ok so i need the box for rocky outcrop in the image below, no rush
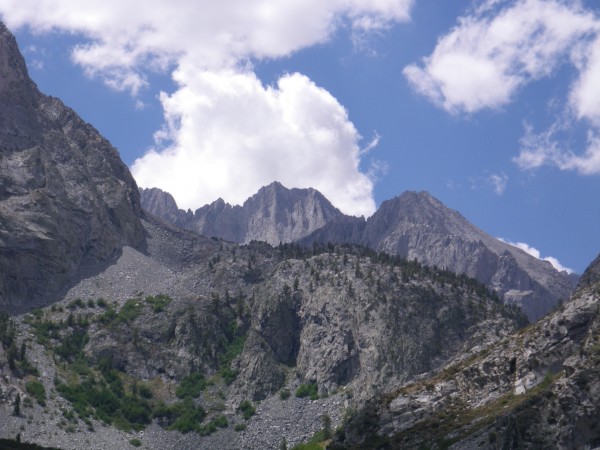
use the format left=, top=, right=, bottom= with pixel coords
left=0, top=23, right=145, bottom=312
left=139, top=181, right=343, bottom=245
left=303, top=191, right=576, bottom=321
left=331, top=252, right=600, bottom=449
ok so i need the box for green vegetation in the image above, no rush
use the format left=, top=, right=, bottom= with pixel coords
left=67, top=299, right=85, bottom=310
left=96, top=298, right=109, bottom=308
left=145, top=294, right=172, bottom=313
left=295, top=383, right=319, bottom=400
left=175, top=373, right=207, bottom=399
left=25, top=380, right=46, bottom=406
left=153, top=398, right=206, bottom=433
left=54, top=329, right=89, bottom=362
left=129, top=438, right=142, bottom=447
left=234, top=423, right=247, bottom=432
left=197, top=415, right=228, bottom=435
left=290, top=443, right=323, bottom=450
left=280, top=388, right=291, bottom=400
left=116, top=299, right=144, bottom=324
left=218, top=322, right=246, bottom=385
left=238, top=400, right=256, bottom=420
left=56, top=359, right=153, bottom=431
left=1, top=313, right=38, bottom=376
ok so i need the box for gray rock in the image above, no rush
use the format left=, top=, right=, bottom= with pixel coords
left=139, top=181, right=343, bottom=245
left=332, top=252, right=600, bottom=449
left=0, top=23, right=145, bottom=313
left=303, top=191, right=576, bottom=321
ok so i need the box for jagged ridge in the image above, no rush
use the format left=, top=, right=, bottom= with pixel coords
left=140, top=181, right=343, bottom=245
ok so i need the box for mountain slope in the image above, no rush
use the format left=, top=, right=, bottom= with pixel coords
left=0, top=218, right=527, bottom=449
left=140, top=181, right=343, bottom=245
left=331, top=252, right=600, bottom=449
left=303, top=191, right=575, bottom=321
left=0, top=23, right=145, bottom=312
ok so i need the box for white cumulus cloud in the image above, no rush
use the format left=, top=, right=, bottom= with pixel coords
left=404, top=0, right=598, bottom=113
left=132, top=70, right=376, bottom=216
left=498, top=238, right=573, bottom=273
left=0, top=0, right=414, bottom=216
left=404, top=0, right=600, bottom=177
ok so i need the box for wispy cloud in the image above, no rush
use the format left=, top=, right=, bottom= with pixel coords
left=0, top=0, right=414, bottom=216
left=488, top=172, right=509, bottom=195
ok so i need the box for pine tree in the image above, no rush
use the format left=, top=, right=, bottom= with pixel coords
left=13, top=393, right=20, bottom=416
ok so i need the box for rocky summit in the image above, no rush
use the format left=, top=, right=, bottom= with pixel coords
left=0, top=23, right=145, bottom=313
left=0, top=21, right=598, bottom=450
left=140, top=181, right=342, bottom=246
left=301, top=191, right=576, bottom=322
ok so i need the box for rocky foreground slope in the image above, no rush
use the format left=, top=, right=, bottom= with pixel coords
left=0, top=213, right=527, bottom=449
left=0, top=23, right=145, bottom=313
left=332, top=252, right=600, bottom=449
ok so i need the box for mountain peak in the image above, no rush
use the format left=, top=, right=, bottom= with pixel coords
left=0, top=22, right=37, bottom=98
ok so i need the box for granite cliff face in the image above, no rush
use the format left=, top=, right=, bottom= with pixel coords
left=332, top=252, right=600, bottom=449
left=303, top=192, right=575, bottom=321
left=0, top=23, right=145, bottom=312
left=140, top=182, right=343, bottom=245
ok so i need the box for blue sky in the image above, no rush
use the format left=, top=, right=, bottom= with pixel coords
left=2, top=0, right=600, bottom=273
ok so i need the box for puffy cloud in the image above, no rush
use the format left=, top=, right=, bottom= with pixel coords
left=404, top=0, right=598, bottom=113
left=405, top=0, right=600, bottom=178
left=498, top=238, right=573, bottom=273
left=570, top=37, right=600, bottom=126
left=132, top=71, right=376, bottom=216
left=0, top=0, right=413, bottom=88
left=0, top=0, right=413, bottom=216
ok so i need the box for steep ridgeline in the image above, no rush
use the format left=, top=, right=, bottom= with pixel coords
left=140, top=182, right=343, bottom=245
left=302, top=191, right=576, bottom=321
left=0, top=23, right=145, bottom=312
left=0, top=216, right=527, bottom=449
left=332, top=252, right=600, bottom=449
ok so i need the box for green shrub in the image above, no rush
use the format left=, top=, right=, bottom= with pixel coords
left=138, top=384, right=153, bottom=399
left=295, top=383, right=318, bottom=400
left=117, top=299, right=143, bottom=324
left=218, top=333, right=246, bottom=385
left=280, top=389, right=291, bottom=400
left=175, top=373, right=206, bottom=399
left=238, top=400, right=256, bottom=420
left=291, top=444, right=322, bottom=450
left=167, top=399, right=206, bottom=433
left=145, top=294, right=172, bottom=313
left=234, top=423, right=247, bottom=432
left=67, top=299, right=85, bottom=310
left=129, top=438, right=142, bottom=447
left=96, top=298, right=108, bottom=308
left=54, top=329, right=89, bottom=362
left=25, top=380, right=46, bottom=406
left=212, top=415, right=228, bottom=428
left=98, top=308, right=117, bottom=325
